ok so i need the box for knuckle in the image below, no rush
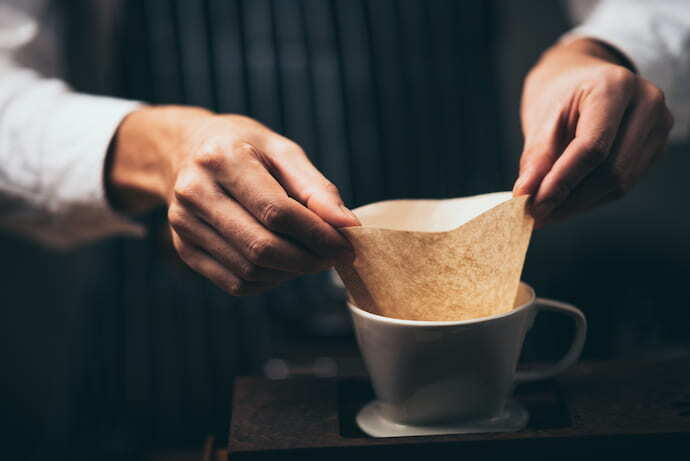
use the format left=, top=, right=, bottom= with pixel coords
left=228, top=279, right=247, bottom=296
left=235, top=141, right=259, bottom=158
left=173, top=174, right=203, bottom=205
left=645, top=84, right=666, bottom=108
left=322, top=180, right=340, bottom=196
left=274, top=138, right=304, bottom=156
left=603, top=66, right=636, bottom=93
left=259, top=200, right=289, bottom=229
left=650, top=91, right=667, bottom=111
left=238, top=262, right=263, bottom=282
left=194, top=144, right=226, bottom=170
left=226, top=114, right=253, bottom=125
left=167, top=206, right=184, bottom=228
left=638, top=81, right=670, bottom=123
left=247, top=237, right=274, bottom=265
left=264, top=136, right=309, bottom=161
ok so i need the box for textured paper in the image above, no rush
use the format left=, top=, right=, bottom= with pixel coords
left=336, top=192, right=533, bottom=321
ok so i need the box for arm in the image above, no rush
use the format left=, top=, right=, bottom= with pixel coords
left=1, top=4, right=358, bottom=295
left=0, top=3, right=144, bottom=247
left=514, top=0, right=690, bottom=226
left=566, top=0, right=690, bottom=142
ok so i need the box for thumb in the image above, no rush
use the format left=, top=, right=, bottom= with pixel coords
left=513, top=112, right=566, bottom=198
left=513, top=144, right=558, bottom=197
left=306, top=187, right=361, bottom=229
left=267, top=141, right=360, bottom=228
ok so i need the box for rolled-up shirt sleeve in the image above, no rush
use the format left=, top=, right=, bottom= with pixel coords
left=565, top=0, right=690, bottom=142
left=0, top=4, right=145, bottom=249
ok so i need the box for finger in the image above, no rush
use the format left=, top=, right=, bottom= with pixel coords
left=628, top=109, right=672, bottom=181
left=514, top=111, right=565, bottom=197
left=173, top=170, right=330, bottom=273
left=171, top=229, right=275, bottom=296
left=630, top=84, right=674, bottom=174
left=210, top=143, right=354, bottom=260
left=541, top=105, right=666, bottom=227
left=531, top=75, right=635, bottom=221
left=537, top=166, right=615, bottom=228
left=168, top=204, right=295, bottom=283
left=539, top=191, right=613, bottom=227
left=256, top=138, right=360, bottom=228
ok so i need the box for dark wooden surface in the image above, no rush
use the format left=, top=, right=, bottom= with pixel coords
left=228, top=354, right=690, bottom=459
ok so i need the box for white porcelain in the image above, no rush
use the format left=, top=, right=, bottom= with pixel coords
left=356, top=398, right=529, bottom=438
left=348, top=282, right=587, bottom=437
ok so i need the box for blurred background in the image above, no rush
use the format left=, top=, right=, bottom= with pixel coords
left=1, top=0, right=688, bottom=458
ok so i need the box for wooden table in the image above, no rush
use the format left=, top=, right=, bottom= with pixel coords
left=227, top=354, right=690, bottom=459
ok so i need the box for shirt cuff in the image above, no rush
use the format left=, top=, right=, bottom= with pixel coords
left=562, top=5, right=690, bottom=141
left=50, top=94, right=147, bottom=248
left=4, top=93, right=147, bottom=249
left=561, top=25, right=675, bottom=97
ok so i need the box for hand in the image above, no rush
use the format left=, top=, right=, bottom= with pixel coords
left=514, top=38, right=673, bottom=227
left=107, top=106, right=360, bottom=295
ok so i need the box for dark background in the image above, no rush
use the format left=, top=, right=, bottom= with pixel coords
left=1, top=0, right=689, bottom=457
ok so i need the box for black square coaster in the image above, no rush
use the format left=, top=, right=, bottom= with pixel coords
left=337, top=378, right=571, bottom=438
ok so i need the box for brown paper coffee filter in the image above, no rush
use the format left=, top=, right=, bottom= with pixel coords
left=335, top=192, right=533, bottom=321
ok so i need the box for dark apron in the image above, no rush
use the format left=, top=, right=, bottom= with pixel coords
left=63, top=0, right=507, bottom=448
left=123, top=0, right=504, bottom=202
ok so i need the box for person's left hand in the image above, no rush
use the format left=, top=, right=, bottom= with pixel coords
left=514, top=38, right=674, bottom=227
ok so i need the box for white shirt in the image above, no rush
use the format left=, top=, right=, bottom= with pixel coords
left=0, top=1, right=143, bottom=249
left=566, top=0, right=690, bottom=140
left=1, top=0, right=689, bottom=249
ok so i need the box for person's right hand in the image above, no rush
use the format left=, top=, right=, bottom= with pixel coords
left=107, top=106, right=360, bottom=295
left=514, top=38, right=673, bottom=227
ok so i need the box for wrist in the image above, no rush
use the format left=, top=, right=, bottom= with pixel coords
left=106, top=105, right=212, bottom=214
left=550, top=37, right=636, bottom=72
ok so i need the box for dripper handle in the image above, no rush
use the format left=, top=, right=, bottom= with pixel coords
left=515, top=297, right=587, bottom=383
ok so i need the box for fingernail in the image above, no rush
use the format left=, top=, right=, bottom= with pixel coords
left=513, top=176, right=524, bottom=194
left=339, top=204, right=359, bottom=224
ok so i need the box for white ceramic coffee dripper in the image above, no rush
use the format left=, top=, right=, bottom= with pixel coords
left=348, top=282, right=586, bottom=437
